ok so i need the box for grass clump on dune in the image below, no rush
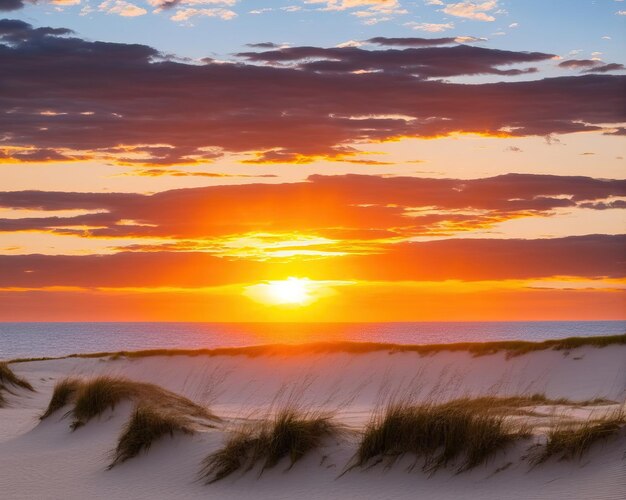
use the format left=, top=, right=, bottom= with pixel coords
left=201, top=408, right=338, bottom=483
left=0, top=362, right=34, bottom=407
left=355, top=399, right=528, bottom=474
left=40, top=376, right=217, bottom=430
left=41, top=375, right=219, bottom=467
left=40, top=378, right=84, bottom=420
left=533, top=411, right=625, bottom=464
left=0, top=362, right=34, bottom=391
left=108, top=405, right=195, bottom=468
left=71, top=376, right=139, bottom=429
left=436, top=394, right=614, bottom=416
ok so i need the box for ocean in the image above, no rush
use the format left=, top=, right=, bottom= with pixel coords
left=0, top=321, right=624, bottom=360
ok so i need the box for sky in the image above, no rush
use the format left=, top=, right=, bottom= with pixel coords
left=0, top=0, right=624, bottom=321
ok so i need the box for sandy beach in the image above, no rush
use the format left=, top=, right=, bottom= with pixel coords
left=1, top=338, right=624, bottom=500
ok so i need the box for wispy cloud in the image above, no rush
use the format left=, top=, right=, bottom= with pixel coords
left=405, top=21, right=454, bottom=32
left=442, top=1, right=499, bottom=22
left=99, top=0, right=147, bottom=17
left=169, top=7, right=236, bottom=21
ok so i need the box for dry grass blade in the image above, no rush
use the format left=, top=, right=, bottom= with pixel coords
left=201, top=430, right=260, bottom=484
left=533, top=411, right=625, bottom=464
left=108, top=405, right=195, bottom=468
left=71, top=376, right=139, bottom=429
left=355, top=399, right=528, bottom=474
left=38, top=375, right=217, bottom=430
left=0, top=362, right=34, bottom=407
left=40, top=378, right=82, bottom=419
left=201, top=408, right=338, bottom=483
left=262, top=409, right=336, bottom=471
left=0, top=362, right=34, bottom=391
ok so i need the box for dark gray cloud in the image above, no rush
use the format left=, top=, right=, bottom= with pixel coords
left=1, top=20, right=624, bottom=164
left=236, top=44, right=552, bottom=78
left=582, top=63, right=625, bottom=73
left=246, top=41, right=281, bottom=48
left=366, top=36, right=458, bottom=47
left=0, top=0, right=25, bottom=12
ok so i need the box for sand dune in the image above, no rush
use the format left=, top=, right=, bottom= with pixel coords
left=1, top=342, right=625, bottom=499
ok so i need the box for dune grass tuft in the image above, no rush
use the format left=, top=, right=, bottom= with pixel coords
left=109, top=405, right=195, bottom=468
left=355, top=399, right=528, bottom=474
left=70, top=376, right=139, bottom=429
left=40, top=378, right=83, bottom=419
left=40, top=375, right=217, bottom=431
left=533, top=411, right=625, bottom=464
left=201, top=408, right=338, bottom=483
left=0, top=362, right=34, bottom=407
left=40, top=375, right=219, bottom=466
left=0, top=362, right=34, bottom=391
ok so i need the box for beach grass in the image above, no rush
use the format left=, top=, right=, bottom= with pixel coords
left=11, top=333, right=625, bottom=364
left=40, top=376, right=217, bottom=430
left=0, top=362, right=34, bottom=391
left=201, top=407, right=338, bottom=483
left=354, top=398, right=530, bottom=473
left=109, top=405, right=195, bottom=468
left=70, top=377, right=139, bottom=429
left=533, top=410, right=626, bottom=464
left=40, top=378, right=82, bottom=419
left=0, top=362, right=34, bottom=407
left=436, top=394, right=614, bottom=415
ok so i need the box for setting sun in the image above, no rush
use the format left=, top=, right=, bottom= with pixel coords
left=243, top=277, right=353, bottom=308
left=244, top=277, right=315, bottom=306
left=265, top=277, right=311, bottom=305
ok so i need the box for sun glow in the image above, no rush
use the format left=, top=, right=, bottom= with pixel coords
left=244, top=277, right=353, bottom=308
left=264, top=277, right=312, bottom=305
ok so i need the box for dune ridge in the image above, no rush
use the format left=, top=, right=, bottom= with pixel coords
left=0, top=339, right=624, bottom=499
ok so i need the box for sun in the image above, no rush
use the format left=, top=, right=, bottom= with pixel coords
left=265, top=277, right=312, bottom=305
left=244, top=277, right=353, bottom=308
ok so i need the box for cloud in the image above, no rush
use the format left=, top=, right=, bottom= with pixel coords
left=405, top=22, right=454, bottom=32
left=367, top=36, right=457, bottom=46
left=582, top=63, right=625, bottom=74
left=0, top=0, right=25, bottom=11
left=0, top=235, right=623, bottom=289
left=246, top=41, right=281, bottom=48
left=306, top=0, right=407, bottom=24
left=442, top=1, right=499, bottom=22
left=1, top=20, right=624, bottom=165
left=123, top=168, right=278, bottom=178
left=0, top=173, right=624, bottom=242
left=5, top=0, right=239, bottom=21
left=169, top=7, right=236, bottom=21
left=336, top=40, right=364, bottom=48
left=147, top=0, right=237, bottom=9
left=559, top=59, right=625, bottom=74
left=558, top=59, right=600, bottom=69
left=236, top=44, right=552, bottom=77
left=99, top=0, right=147, bottom=17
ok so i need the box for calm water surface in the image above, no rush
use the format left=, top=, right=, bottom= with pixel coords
left=1, top=321, right=625, bottom=360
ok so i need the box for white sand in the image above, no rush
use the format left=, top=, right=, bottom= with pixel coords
left=1, top=344, right=625, bottom=499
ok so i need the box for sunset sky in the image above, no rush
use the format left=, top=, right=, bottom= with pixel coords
left=0, top=0, right=624, bottom=321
